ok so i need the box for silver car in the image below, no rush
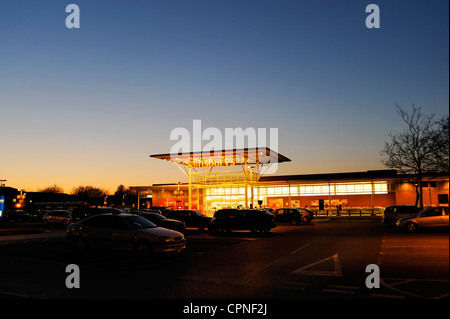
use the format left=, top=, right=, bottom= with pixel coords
left=66, top=213, right=186, bottom=256
left=382, top=205, right=420, bottom=227
left=396, top=206, right=449, bottom=233
left=43, top=210, right=72, bottom=226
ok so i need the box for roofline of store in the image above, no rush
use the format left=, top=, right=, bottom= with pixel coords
left=129, top=169, right=449, bottom=190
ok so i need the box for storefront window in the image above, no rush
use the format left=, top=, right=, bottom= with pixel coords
left=202, top=181, right=389, bottom=213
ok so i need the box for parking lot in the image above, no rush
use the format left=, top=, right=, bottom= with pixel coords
left=378, top=230, right=449, bottom=299
left=0, top=217, right=448, bottom=300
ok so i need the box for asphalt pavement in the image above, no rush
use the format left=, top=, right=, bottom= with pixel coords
left=0, top=217, right=448, bottom=302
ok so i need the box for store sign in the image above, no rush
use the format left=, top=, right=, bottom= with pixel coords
left=0, top=195, right=5, bottom=219
left=185, top=158, right=236, bottom=168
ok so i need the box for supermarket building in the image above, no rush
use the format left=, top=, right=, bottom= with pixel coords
left=130, top=148, right=449, bottom=216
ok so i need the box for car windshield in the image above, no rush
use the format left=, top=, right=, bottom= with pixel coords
left=149, top=214, right=165, bottom=220
left=124, top=215, right=157, bottom=229
left=192, top=211, right=206, bottom=217
left=419, top=207, right=442, bottom=217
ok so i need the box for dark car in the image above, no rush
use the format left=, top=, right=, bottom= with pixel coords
left=152, top=207, right=173, bottom=216
left=71, top=207, right=125, bottom=221
left=382, top=205, right=421, bottom=227
left=6, top=210, right=30, bottom=222
left=165, top=210, right=213, bottom=231
left=134, top=211, right=186, bottom=233
left=211, top=209, right=277, bottom=233
left=29, top=210, right=48, bottom=222
left=272, top=208, right=314, bottom=224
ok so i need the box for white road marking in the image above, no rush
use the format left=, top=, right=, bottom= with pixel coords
left=291, top=254, right=343, bottom=277
left=290, top=244, right=309, bottom=255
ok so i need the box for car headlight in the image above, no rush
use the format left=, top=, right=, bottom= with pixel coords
left=159, top=236, right=174, bottom=242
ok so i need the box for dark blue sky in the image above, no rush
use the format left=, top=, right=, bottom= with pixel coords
left=0, top=0, right=448, bottom=192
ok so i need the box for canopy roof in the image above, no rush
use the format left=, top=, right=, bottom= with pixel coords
left=150, top=147, right=291, bottom=168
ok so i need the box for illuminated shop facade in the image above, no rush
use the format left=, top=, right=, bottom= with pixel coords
left=130, top=148, right=449, bottom=216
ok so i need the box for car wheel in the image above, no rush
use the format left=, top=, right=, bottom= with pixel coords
left=134, top=240, right=152, bottom=257
left=405, top=222, right=418, bottom=233
left=198, top=224, right=206, bottom=231
left=302, top=216, right=310, bottom=223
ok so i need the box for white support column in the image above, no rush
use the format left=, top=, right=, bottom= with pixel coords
left=188, top=167, right=192, bottom=209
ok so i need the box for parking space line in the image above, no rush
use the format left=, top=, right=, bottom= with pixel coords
left=291, top=254, right=343, bottom=277
left=0, top=289, right=31, bottom=299
left=290, top=244, right=309, bottom=255
left=388, top=279, right=414, bottom=287
left=259, top=244, right=308, bottom=271
left=380, top=278, right=449, bottom=299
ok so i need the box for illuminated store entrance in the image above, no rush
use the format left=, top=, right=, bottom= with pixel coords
left=133, top=153, right=449, bottom=215
left=150, top=148, right=291, bottom=214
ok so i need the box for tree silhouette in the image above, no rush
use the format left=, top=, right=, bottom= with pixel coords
left=72, top=185, right=108, bottom=206
left=381, top=105, right=448, bottom=208
left=38, top=184, right=64, bottom=193
left=430, top=115, right=449, bottom=174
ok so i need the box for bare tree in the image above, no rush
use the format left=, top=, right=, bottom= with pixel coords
left=380, top=105, right=437, bottom=208
left=72, top=185, right=108, bottom=206
left=38, top=184, right=64, bottom=193
left=430, top=115, right=449, bottom=174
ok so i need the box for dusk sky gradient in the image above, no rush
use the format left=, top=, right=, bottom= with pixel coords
left=0, top=0, right=448, bottom=193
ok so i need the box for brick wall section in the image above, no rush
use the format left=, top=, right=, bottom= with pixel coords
left=395, top=181, right=450, bottom=206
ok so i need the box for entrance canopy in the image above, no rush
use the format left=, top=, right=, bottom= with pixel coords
left=150, top=147, right=291, bottom=210
left=150, top=147, right=291, bottom=168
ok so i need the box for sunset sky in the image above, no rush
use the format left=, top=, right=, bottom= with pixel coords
left=0, top=0, right=448, bottom=194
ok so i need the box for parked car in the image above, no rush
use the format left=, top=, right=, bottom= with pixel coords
left=165, top=210, right=213, bottom=231
left=396, top=206, right=449, bottom=233
left=71, top=207, right=125, bottom=221
left=66, top=213, right=186, bottom=256
left=272, top=208, right=314, bottom=224
left=382, top=205, right=421, bottom=227
left=29, top=210, right=48, bottom=222
left=42, top=210, right=72, bottom=226
left=6, top=210, right=30, bottom=222
left=211, top=209, right=277, bottom=233
left=152, top=207, right=173, bottom=215
left=133, top=210, right=186, bottom=233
